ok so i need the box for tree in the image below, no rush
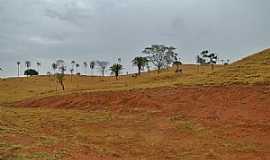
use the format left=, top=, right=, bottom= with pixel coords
left=197, top=50, right=218, bottom=71
left=17, top=61, right=20, bottom=77
left=196, top=55, right=205, bottom=72
left=24, top=69, right=38, bottom=76
left=173, top=57, right=182, bottom=73
left=70, top=68, right=74, bottom=75
left=96, top=61, right=109, bottom=76
left=75, top=63, right=80, bottom=74
left=132, top=57, right=148, bottom=75
left=36, top=62, right=41, bottom=73
left=71, top=60, right=76, bottom=74
left=89, top=61, right=95, bottom=75
left=25, top=61, right=31, bottom=77
left=56, top=59, right=66, bottom=74
left=25, top=61, right=31, bottom=70
left=110, top=63, right=123, bottom=80
left=55, top=73, right=65, bottom=90
left=52, top=63, right=57, bottom=74
left=83, top=62, right=88, bottom=75
left=143, top=45, right=178, bottom=73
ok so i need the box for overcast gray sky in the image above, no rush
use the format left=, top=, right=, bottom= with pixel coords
left=0, top=0, right=269, bottom=77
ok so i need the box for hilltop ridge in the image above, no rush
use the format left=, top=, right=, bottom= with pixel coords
left=1, top=48, right=270, bottom=103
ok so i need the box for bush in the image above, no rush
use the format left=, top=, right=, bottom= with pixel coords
left=24, top=69, right=39, bottom=76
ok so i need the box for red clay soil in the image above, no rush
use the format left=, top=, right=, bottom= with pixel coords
left=16, top=85, right=270, bottom=123
left=14, top=85, right=270, bottom=159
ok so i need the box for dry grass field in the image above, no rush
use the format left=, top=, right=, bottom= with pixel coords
left=1, top=49, right=270, bottom=159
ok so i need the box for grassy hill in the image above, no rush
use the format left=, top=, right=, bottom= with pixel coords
left=0, top=48, right=270, bottom=103
left=204, top=48, right=270, bottom=85
left=1, top=48, right=270, bottom=160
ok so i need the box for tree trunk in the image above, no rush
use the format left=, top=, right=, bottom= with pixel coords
left=157, top=66, right=161, bottom=73
left=115, top=72, right=119, bottom=80
left=17, top=65, right=20, bottom=77
left=60, top=81, right=65, bottom=90
left=138, top=66, right=141, bottom=75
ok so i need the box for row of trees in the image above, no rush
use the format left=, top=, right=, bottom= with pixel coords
left=10, top=45, right=228, bottom=78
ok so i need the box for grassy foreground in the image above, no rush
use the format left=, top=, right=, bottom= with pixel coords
left=1, top=106, right=266, bottom=160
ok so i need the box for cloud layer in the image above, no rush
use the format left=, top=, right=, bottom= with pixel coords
left=0, top=0, right=269, bottom=77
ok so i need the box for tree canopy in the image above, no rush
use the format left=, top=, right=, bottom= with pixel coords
left=132, top=57, right=148, bottom=75
left=110, top=63, right=123, bottom=79
left=24, top=69, right=38, bottom=76
left=143, top=45, right=178, bottom=72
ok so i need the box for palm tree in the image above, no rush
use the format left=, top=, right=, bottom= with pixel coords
left=25, top=61, right=31, bottom=77
left=132, top=57, right=148, bottom=75
left=69, top=68, right=74, bottom=81
left=52, top=63, right=57, bottom=74
left=17, top=61, right=21, bottom=77
left=36, top=62, right=41, bottom=73
left=71, top=60, right=75, bottom=74
left=89, top=61, right=95, bottom=75
left=110, top=63, right=123, bottom=80
left=83, top=62, right=88, bottom=75
left=25, top=61, right=31, bottom=70
left=76, top=63, right=80, bottom=74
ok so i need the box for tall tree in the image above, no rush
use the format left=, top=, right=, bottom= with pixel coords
left=56, top=73, right=65, bottom=90
left=143, top=45, right=178, bottom=73
left=36, top=62, right=41, bottom=73
left=89, top=61, right=95, bottom=75
left=71, top=60, right=75, bottom=74
left=75, top=63, right=80, bottom=74
left=52, top=63, right=57, bottom=74
left=110, top=63, right=123, bottom=80
left=96, top=61, right=109, bottom=76
left=25, top=61, right=31, bottom=70
left=25, top=61, right=31, bottom=77
left=132, top=57, right=148, bottom=75
left=17, top=61, right=21, bottom=77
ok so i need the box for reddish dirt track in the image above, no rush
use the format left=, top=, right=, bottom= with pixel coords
left=14, top=85, right=270, bottom=159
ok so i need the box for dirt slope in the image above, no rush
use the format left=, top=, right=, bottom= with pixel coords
left=15, top=85, right=270, bottom=123
left=12, top=85, right=270, bottom=159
